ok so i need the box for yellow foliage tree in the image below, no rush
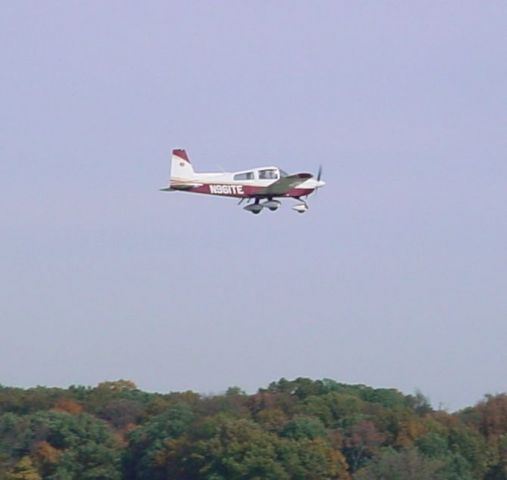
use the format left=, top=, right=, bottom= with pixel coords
left=53, top=398, right=83, bottom=415
left=97, top=380, right=138, bottom=392
left=33, top=441, right=59, bottom=475
left=5, top=456, right=41, bottom=480
left=395, top=418, right=427, bottom=448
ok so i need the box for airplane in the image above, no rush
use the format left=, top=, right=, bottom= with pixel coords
left=160, top=149, right=325, bottom=214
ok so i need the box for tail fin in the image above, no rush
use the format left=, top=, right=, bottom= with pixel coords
left=161, top=149, right=196, bottom=191
left=171, top=149, right=195, bottom=182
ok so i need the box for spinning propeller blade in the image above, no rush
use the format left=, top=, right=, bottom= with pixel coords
left=317, top=165, right=323, bottom=182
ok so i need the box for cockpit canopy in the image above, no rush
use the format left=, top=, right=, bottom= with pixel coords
left=233, top=171, right=255, bottom=180
left=233, top=167, right=288, bottom=181
left=258, top=168, right=278, bottom=179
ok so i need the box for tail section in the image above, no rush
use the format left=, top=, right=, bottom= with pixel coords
left=171, top=149, right=195, bottom=182
left=160, top=149, right=197, bottom=191
left=160, top=149, right=195, bottom=192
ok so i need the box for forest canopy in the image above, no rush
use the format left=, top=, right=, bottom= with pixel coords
left=0, top=378, right=506, bottom=479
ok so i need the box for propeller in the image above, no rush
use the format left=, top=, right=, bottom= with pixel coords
left=312, top=165, right=324, bottom=198
left=317, top=165, right=323, bottom=182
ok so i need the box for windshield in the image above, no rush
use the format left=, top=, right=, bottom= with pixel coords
left=259, top=169, right=278, bottom=180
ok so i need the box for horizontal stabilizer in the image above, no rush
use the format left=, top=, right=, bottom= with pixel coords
left=160, top=183, right=202, bottom=192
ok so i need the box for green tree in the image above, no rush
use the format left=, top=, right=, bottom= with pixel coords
left=280, top=438, right=350, bottom=480
left=485, top=434, right=507, bottom=479
left=281, top=416, right=327, bottom=441
left=407, top=390, right=433, bottom=415
left=416, top=432, right=449, bottom=458
left=415, top=432, right=475, bottom=480
left=0, top=414, right=30, bottom=459
left=448, top=426, right=488, bottom=478
left=296, top=396, right=334, bottom=427
left=354, top=448, right=445, bottom=480
left=254, top=407, right=288, bottom=433
left=157, top=417, right=350, bottom=480
left=123, top=403, right=194, bottom=480
left=319, top=393, right=365, bottom=430
left=19, top=412, right=122, bottom=480
left=181, top=418, right=289, bottom=480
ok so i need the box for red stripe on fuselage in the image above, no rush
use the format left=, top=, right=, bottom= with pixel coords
left=186, top=184, right=315, bottom=198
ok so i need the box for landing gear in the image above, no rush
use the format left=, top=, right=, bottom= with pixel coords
left=243, top=199, right=263, bottom=214
left=242, top=197, right=309, bottom=214
left=243, top=198, right=281, bottom=214
left=292, top=203, right=308, bottom=213
left=262, top=199, right=281, bottom=211
left=292, top=197, right=309, bottom=213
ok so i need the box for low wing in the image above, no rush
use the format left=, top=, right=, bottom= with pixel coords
left=262, top=173, right=313, bottom=195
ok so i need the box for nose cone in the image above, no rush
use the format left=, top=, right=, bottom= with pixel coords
left=317, top=180, right=326, bottom=188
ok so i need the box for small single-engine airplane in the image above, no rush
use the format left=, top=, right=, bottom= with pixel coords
left=160, top=149, right=325, bottom=213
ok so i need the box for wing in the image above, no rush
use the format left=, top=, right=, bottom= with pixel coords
left=262, top=173, right=313, bottom=195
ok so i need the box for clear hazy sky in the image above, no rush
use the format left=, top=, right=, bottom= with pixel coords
left=1, top=1, right=506, bottom=410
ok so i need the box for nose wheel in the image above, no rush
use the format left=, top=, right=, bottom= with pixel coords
left=292, top=198, right=309, bottom=213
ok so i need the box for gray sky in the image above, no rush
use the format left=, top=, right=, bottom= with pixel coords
left=1, top=1, right=506, bottom=411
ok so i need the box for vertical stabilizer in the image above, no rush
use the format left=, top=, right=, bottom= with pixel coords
left=171, top=149, right=195, bottom=183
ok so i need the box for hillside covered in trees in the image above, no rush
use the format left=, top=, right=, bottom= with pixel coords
left=1, top=378, right=506, bottom=479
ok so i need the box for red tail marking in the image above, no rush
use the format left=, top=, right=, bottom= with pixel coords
left=172, top=149, right=190, bottom=163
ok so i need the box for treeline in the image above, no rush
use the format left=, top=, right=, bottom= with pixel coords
left=0, top=378, right=506, bottom=479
